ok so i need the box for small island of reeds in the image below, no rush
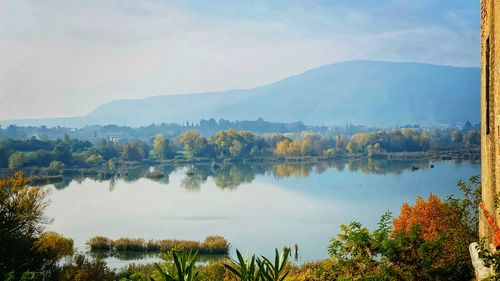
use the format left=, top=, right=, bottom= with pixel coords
left=86, top=235, right=230, bottom=255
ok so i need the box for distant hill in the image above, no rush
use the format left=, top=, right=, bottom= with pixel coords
left=2, top=60, right=480, bottom=127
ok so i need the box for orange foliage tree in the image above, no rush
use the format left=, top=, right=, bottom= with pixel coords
left=392, top=194, right=475, bottom=271
left=392, top=195, right=459, bottom=240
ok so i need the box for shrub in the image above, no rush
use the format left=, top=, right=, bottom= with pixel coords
left=392, top=195, right=475, bottom=278
left=325, top=189, right=477, bottom=281
left=114, top=238, right=146, bottom=251
left=201, top=236, right=230, bottom=254
left=197, top=261, right=229, bottom=281
left=35, top=231, right=74, bottom=260
left=87, top=236, right=113, bottom=251
left=58, top=254, right=115, bottom=281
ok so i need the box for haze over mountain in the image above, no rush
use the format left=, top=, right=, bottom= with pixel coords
left=2, top=60, right=479, bottom=128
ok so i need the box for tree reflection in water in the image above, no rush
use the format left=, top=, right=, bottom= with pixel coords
left=53, top=159, right=479, bottom=191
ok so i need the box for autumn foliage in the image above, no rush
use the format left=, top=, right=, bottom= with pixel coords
left=479, top=202, right=500, bottom=247
left=392, top=195, right=460, bottom=240
left=392, top=194, right=475, bottom=276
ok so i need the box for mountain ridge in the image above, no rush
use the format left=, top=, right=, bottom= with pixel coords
left=1, top=60, right=480, bottom=128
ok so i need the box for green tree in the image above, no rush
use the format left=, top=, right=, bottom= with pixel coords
left=0, top=172, right=51, bottom=277
left=153, top=134, right=174, bottom=160
left=8, top=152, right=24, bottom=170
left=450, top=129, right=463, bottom=143
left=464, top=130, right=480, bottom=147
left=346, top=141, right=360, bottom=154
left=53, top=143, right=73, bottom=165
left=121, top=144, right=144, bottom=162
left=177, top=131, right=210, bottom=159
left=367, top=144, right=374, bottom=158
left=49, top=160, right=65, bottom=171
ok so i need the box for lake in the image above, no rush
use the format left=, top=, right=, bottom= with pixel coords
left=43, top=159, right=480, bottom=269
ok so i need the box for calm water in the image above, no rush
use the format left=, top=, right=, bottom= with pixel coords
left=43, top=159, right=480, bottom=268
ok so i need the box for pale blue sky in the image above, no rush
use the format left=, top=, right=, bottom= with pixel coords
left=0, top=0, right=479, bottom=120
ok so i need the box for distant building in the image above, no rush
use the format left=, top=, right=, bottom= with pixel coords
left=480, top=0, right=500, bottom=241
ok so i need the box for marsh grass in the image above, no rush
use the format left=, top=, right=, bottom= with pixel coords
left=87, top=235, right=229, bottom=255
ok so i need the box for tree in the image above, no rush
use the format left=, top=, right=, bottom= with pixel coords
left=346, top=141, right=360, bottom=154
left=49, top=160, right=65, bottom=170
left=464, top=130, right=480, bottom=147
left=392, top=194, right=475, bottom=279
left=53, top=143, right=73, bottom=165
left=463, top=120, right=473, bottom=132
left=8, top=152, right=24, bottom=170
left=367, top=144, right=374, bottom=158
left=177, top=131, right=210, bottom=158
left=132, top=140, right=150, bottom=159
left=229, top=140, right=243, bottom=157
left=450, top=130, right=463, bottom=143
left=153, top=134, right=174, bottom=160
left=121, top=144, right=143, bottom=162
left=63, top=134, right=71, bottom=144
left=0, top=172, right=51, bottom=276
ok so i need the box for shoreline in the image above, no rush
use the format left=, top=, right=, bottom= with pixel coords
left=0, top=148, right=479, bottom=185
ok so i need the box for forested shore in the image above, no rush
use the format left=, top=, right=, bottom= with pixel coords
left=0, top=126, right=480, bottom=168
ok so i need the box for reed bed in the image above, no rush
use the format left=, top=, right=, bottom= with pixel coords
left=87, top=235, right=229, bottom=255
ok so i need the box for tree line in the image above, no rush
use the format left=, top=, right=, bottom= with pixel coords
left=0, top=127, right=479, bottom=171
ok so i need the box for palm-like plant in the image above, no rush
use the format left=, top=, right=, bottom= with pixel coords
left=152, top=250, right=200, bottom=281
left=224, top=249, right=261, bottom=281
left=258, top=248, right=291, bottom=281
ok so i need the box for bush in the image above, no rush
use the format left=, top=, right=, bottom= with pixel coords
left=87, top=236, right=113, bottom=251
left=201, top=236, right=230, bottom=254
left=324, top=191, right=477, bottom=280
left=58, top=254, right=115, bottom=281
left=35, top=231, right=74, bottom=260
left=114, top=238, right=146, bottom=251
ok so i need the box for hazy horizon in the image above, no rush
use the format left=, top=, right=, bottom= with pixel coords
left=0, top=0, right=479, bottom=120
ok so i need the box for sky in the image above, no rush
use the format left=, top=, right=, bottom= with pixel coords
left=0, top=0, right=479, bottom=120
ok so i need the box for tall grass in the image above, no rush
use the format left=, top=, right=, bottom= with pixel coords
left=87, top=235, right=229, bottom=255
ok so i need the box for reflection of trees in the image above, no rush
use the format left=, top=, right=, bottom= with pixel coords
left=272, top=164, right=314, bottom=178
left=49, top=158, right=457, bottom=191
left=109, top=177, right=116, bottom=191
left=213, top=164, right=256, bottom=190
left=343, top=159, right=430, bottom=175
left=181, top=165, right=209, bottom=192
left=147, top=164, right=175, bottom=185
left=119, top=166, right=147, bottom=182
left=53, top=177, right=72, bottom=189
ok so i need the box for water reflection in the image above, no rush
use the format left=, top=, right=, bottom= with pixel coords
left=54, top=159, right=478, bottom=191
left=89, top=249, right=227, bottom=263
left=45, top=159, right=480, bottom=269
